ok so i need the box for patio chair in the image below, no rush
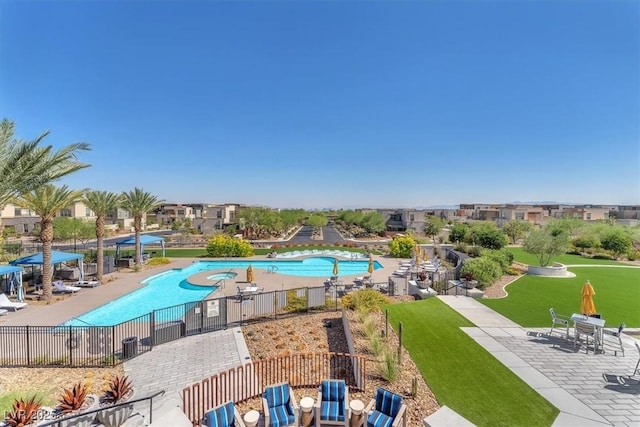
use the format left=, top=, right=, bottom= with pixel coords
left=202, top=400, right=247, bottom=427
left=364, top=388, right=406, bottom=427
left=632, top=342, right=640, bottom=377
left=602, top=323, right=626, bottom=356
left=262, top=382, right=298, bottom=427
left=53, top=280, right=81, bottom=294
left=315, top=379, right=349, bottom=426
left=0, top=293, right=28, bottom=311
left=549, top=308, right=570, bottom=339
left=574, top=321, right=600, bottom=354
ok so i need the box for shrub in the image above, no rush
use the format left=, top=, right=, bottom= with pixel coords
left=206, top=235, right=254, bottom=257
left=460, top=257, right=503, bottom=289
left=341, top=289, right=390, bottom=312
left=484, top=249, right=514, bottom=273
left=4, top=396, right=41, bottom=426
left=627, top=250, right=639, bottom=261
left=504, top=267, right=522, bottom=276
left=378, top=348, right=399, bottom=382
left=57, top=382, right=89, bottom=414
left=370, top=334, right=384, bottom=357
left=388, top=235, right=416, bottom=258
left=147, top=257, right=170, bottom=266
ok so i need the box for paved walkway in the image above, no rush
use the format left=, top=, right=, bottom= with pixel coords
left=123, top=327, right=251, bottom=400
left=439, top=296, right=640, bottom=427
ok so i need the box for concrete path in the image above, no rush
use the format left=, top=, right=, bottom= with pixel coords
left=439, top=295, right=640, bottom=427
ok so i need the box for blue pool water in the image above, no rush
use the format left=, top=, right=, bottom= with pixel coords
left=64, top=257, right=382, bottom=326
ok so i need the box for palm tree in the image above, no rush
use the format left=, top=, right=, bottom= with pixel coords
left=0, top=118, right=90, bottom=208
left=120, top=188, right=164, bottom=267
left=13, top=185, right=86, bottom=301
left=83, top=190, right=122, bottom=282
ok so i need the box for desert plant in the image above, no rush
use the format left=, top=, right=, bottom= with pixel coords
left=370, top=334, right=384, bottom=357
left=362, top=315, right=377, bottom=338
left=5, top=395, right=41, bottom=426
left=378, top=347, right=399, bottom=382
left=58, top=382, right=89, bottom=414
left=102, top=375, right=132, bottom=405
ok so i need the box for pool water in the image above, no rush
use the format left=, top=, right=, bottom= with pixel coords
left=64, top=257, right=382, bottom=326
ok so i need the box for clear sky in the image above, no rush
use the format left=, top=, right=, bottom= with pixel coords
left=2, top=0, right=638, bottom=209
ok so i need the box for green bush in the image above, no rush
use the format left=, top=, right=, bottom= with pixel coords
left=341, top=289, right=390, bottom=312
left=388, top=235, right=416, bottom=258
left=147, top=257, right=170, bottom=266
left=206, top=235, right=254, bottom=257
left=627, top=250, right=639, bottom=261
left=484, top=249, right=514, bottom=272
left=460, top=257, right=503, bottom=289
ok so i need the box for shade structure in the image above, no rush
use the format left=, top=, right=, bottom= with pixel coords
left=11, top=251, right=85, bottom=281
left=246, top=264, right=254, bottom=283
left=368, top=257, right=374, bottom=274
left=115, top=234, right=166, bottom=258
left=333, top=258, right=339, bottom=276
left=0, top=265, right=24, bottom=302
left=581, top=280, right=597, bottom=315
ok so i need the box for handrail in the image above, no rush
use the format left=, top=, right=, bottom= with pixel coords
left=38, top=389, right=166, bottom=426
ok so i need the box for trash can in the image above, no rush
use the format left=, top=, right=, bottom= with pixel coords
left=122, top=336, right=138, bottom=359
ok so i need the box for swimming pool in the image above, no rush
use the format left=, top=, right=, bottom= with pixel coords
left=63, top=257, right=382, bottom=326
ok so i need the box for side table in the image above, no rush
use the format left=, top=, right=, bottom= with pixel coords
left=300, top=396, right=315, bottom=427
left=349, top=399, right=365, bottom=427
left=243, top=409, right=260, bottom=427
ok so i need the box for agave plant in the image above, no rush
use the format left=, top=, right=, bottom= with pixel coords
left=102, top=375, right=133, bottom=405
left=5, top=395, right=41, bottom=426
left=58, top=382, right=89, bottom=414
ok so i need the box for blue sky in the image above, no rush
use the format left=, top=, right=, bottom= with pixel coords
left=2, top=0, right=638, bottom=209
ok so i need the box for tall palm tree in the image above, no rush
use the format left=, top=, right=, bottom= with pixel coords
left=83, top=190, right=122, bottom=281
left=13, top=185, right=86, bottom=301
left=0, top=118, right=90, bottom=208
left=120, top=188, right=164, bottom=267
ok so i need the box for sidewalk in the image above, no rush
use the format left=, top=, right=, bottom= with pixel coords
left=439, top=295, right=640, bottom=427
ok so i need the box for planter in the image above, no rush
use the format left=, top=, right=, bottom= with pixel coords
left=95, top=391, right=135, bottom=427
left=58, top=395, right=99, bottom=427
left=465, top=280, right=478, bottom=289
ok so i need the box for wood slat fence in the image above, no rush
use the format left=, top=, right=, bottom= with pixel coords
left=182, top=352, right=366, bottom=425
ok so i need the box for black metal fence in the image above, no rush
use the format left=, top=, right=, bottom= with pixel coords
left=0, top=286, right=326, bottom=368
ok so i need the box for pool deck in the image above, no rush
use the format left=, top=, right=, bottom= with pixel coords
left=0, top=254, right=393, bottom=327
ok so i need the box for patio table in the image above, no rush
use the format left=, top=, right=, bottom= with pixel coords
left=571, top=313, right=605, bottom=351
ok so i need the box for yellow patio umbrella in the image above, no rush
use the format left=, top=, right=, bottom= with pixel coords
left=368, top=257, right=374, bottom=275
left=246, top=264, right=254, bottom=283
left=415, top=245, right=421, bottom=265
left=581, top=280, right=597, bottom=315
left=333, top=258, right=339, bottom=276
left=423, top=246, right=429, bottom=262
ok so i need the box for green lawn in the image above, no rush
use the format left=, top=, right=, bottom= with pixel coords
left=505, top=247, right=623, bottom=266
left=480, top=266, right=640, bottom=327
left=385, top=299, right=558, bottom=427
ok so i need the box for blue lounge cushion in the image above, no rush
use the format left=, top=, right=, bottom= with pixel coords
left=265, top=384, right=295, bottom=426
left=321, top=400, right=346, bottom=422
left=367, top=410, right=393, bottom=427
left=374, top=388, right=403, bottom=418
left=267, top=404, right=295, bottom=426
left=321, top=380, right=346, bottom=402
left=204, top=401, right=236, bottom=427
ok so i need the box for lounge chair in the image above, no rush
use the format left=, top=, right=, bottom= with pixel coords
left=202, top=400, right=247, bottom=427
left=315, top=379, right=349, bottom=426
left=549, top=308, right=570, bottom=339
left=365, top=388, right=406, bottom=427
left=0, top=293, right=28, bottom=311
left=75, top=280, right=100, bottom=288
left=53, top=281, right=81, bottom=294
left=262, top=382, right=298, bottom=427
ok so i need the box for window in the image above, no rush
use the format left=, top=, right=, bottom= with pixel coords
left=23, top=224, right=29, bottom=233
left=410, top=214, right=414, bottom=221
left=59, top=209, right=72, bottom=217
left=586, top=213, right=591, bottom=220
left=14, top=207, right=21, bottom=216
left=85, top=208, right=92, bottom=217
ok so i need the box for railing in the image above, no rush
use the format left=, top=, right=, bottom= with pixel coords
left=182, top=352, right=366, bottom=425
left=0, top=286, right=327, bottom=367
left=37, top=389, right=166, bottom=426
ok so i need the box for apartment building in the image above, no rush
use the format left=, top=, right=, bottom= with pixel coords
left=191, top=204, right=238, bottom=234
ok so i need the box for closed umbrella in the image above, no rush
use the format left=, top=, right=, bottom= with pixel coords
left=581, top=280, right=597, bottom=315
left=368, top=257, right=374, bottom=275
left=333, top=259, right=339, bottom=276
left=415, top=245, right=421, bottom=265
left=423, top=247, right=429, bottom=262
left=246, top=264, right=254, bottom=283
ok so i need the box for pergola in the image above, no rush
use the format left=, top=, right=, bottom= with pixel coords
left=0, top=265, right=24, bottom=302
left=115, top=234, right=166, bottom=258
